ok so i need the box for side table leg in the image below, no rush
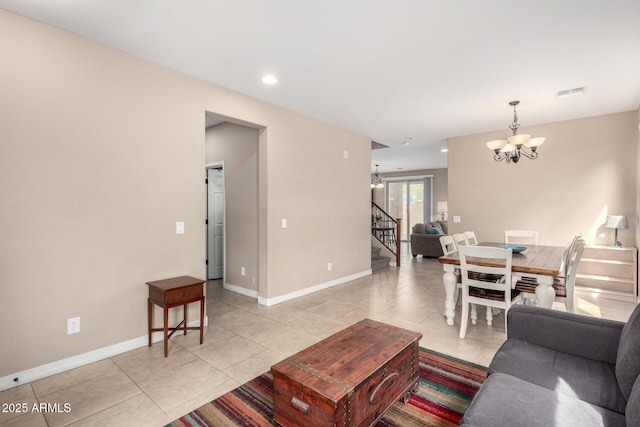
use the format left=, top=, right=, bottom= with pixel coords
left=183, top=303, right=188, bottom=336
left=163, top=307, right=169, bottom=358
left=147, top=298, right=152, bottom=348
left=199, top=296, right=205, bottom=344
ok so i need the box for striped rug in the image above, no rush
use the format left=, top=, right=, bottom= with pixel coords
left=167, top=348, right=487, bottom=427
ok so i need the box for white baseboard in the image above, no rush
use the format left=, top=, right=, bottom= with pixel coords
left=257, top=269, right=372, bottom=306
left=223, top=282, right=259, bottom=298
left=0, top=316, right=207, bottom=392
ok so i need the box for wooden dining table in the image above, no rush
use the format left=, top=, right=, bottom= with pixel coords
left=438, top=242, right=566, bottom=326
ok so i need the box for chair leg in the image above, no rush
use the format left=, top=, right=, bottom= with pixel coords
left=566, top=289, right=575, bottom=313
left=504, top=306, right=510, bottom=337
left=470, top=303, right=478, bottom=325
left=486, top=306, right=493, bottom=326
left=459, top=301, right=469, bottom=339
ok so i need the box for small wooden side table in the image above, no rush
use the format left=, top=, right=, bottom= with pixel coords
left=147, top=275, right=205, bottom=357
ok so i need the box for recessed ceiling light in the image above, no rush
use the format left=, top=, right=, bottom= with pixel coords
left=262, top=75, right=278, bottom=85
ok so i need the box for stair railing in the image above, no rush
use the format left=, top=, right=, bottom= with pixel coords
left=371, top=202, right=401, bottom=266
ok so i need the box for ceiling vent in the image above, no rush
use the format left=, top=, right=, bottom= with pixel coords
left=557, top=86, right=586, bottom=98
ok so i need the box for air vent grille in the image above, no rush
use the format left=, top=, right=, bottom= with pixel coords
left=557, top=86, right=586, bottom=98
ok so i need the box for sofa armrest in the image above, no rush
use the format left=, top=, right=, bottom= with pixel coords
left=507, top=305, right=624, bottom=364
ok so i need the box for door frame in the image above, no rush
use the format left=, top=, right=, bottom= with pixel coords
left=206, top=161, right=225, bottom=281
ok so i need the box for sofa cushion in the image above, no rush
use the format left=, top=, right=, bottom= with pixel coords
left=489, top=338, right=626, bottom=413
left=461, top=373, right=626, bottom=427
left=616, top=303, right=640, bottom=401
left=428, top=221, right=444, bottom=234
left=426, top=226, right=440, bottom=234
left=626, top=375, right=640, bottom=427
left=412, top=223, right=426, bottom=234
left=435, top=220, right=448, bottom=234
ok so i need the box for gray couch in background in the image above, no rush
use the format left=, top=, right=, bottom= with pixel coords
left=410, top=220, right=448, bottom=258
left=460, top=304, right=640, bottom=427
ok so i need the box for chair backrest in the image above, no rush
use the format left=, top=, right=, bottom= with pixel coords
left=439, top=235, right=457, bottom=256
left=505, top=230, right=539, bottom=246
left=452, top=233, right=468, bottom=249
left=562, top=235, right=583, bottom=276
left=459, top=245, right=513, bottom=292
left=564, top=238, right=585, bottom=286
left=464, top=231, right=478, bottom=246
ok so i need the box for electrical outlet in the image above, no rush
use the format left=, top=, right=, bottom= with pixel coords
left=327, top=262, right=333, bottom=271
left=241, top=266, right=246, bottom=276
left=67, top=317, right=80, bottom=335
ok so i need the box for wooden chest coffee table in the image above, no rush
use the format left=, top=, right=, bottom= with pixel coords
left=271, top=318, right=422, bottom=427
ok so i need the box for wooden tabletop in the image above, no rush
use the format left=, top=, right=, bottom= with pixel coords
left=146, top=275, right=205, bottom=291
left=438, top=242, right=565, bottom=276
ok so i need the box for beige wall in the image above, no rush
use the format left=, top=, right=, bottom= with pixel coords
left=206, top=122, right=259, bottom=292
left=448, top=111, right=638, bottom=247
left=0, top=10, right=371, bottom=378
left=636, top=106, right=640, bottom=250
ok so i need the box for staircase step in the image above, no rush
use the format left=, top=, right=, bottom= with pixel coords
left=371, top=255, right=391, bottom=271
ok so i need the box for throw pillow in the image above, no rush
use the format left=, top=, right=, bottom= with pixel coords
left=429, top=222, right=445, bottom=234
left=413, top=223, right=426, bottom=234
left=426, top=227, right=440, bottom=234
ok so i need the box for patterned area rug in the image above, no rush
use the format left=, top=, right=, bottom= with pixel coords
left=167, top=348, right=487, bottom=427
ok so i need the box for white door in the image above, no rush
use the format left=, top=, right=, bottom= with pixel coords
left=207, top=167, right=224, bottom=279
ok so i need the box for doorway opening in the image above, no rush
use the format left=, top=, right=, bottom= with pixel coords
left=385, top=176, right=433, bottom=241
left=206, top=164, right=224, bottom=280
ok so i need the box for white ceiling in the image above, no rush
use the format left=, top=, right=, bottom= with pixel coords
left=3, top=0, right=639, bottom=173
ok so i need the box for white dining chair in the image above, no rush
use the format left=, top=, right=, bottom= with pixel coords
left=504, top=230, right=539, bottom=246
left=464, top=231, right=478, bottom=246
left=439, top=235, right=457, bottom=256
left=515, top=235, right=585, bottom=312
left=458, top=245, right=521, bottom=339
left=452, top=233, right=468, bottom=249
left=555, top=238, right=586, bottom=313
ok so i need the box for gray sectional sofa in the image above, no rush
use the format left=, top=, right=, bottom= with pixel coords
left=410, top=220, right=448, bottom=258
left=461, top=304, right=640, bottom=427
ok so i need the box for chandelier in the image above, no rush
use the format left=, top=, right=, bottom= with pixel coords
left=486, top=101, right=545, bottom=164
left=371, top=164, right=384, bottom=188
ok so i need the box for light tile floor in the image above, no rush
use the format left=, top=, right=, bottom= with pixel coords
left=1, top=250, right=636, bottom=426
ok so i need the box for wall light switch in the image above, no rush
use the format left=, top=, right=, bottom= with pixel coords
left=327, top=262, right=333, bottom=271
left=176, top=221, right=185, bottom=234
left=453, top=216, right=461, bottom=223
left=241, top=267, right=246, bottom=276
left=281, top=219, right=287, bottom=229
left=67, top=317, right=80, bottom=335
left=343, top=151, right=349, bottom=159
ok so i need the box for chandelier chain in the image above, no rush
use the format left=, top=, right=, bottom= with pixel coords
left=509, top=103, right=520, bottom=134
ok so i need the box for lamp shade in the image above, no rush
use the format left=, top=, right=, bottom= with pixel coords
left=486, top=140, right=508, bottom=151
left=507, top=134, right=531, bottom=146
left=525, top=137, right=546, bottom=148
left=605, top=215, right=628, bottom=229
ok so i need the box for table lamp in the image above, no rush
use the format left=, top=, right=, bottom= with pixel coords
left=605, top=215, right=628, bottom=247
left=437, top=201, right=448, bottom=221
